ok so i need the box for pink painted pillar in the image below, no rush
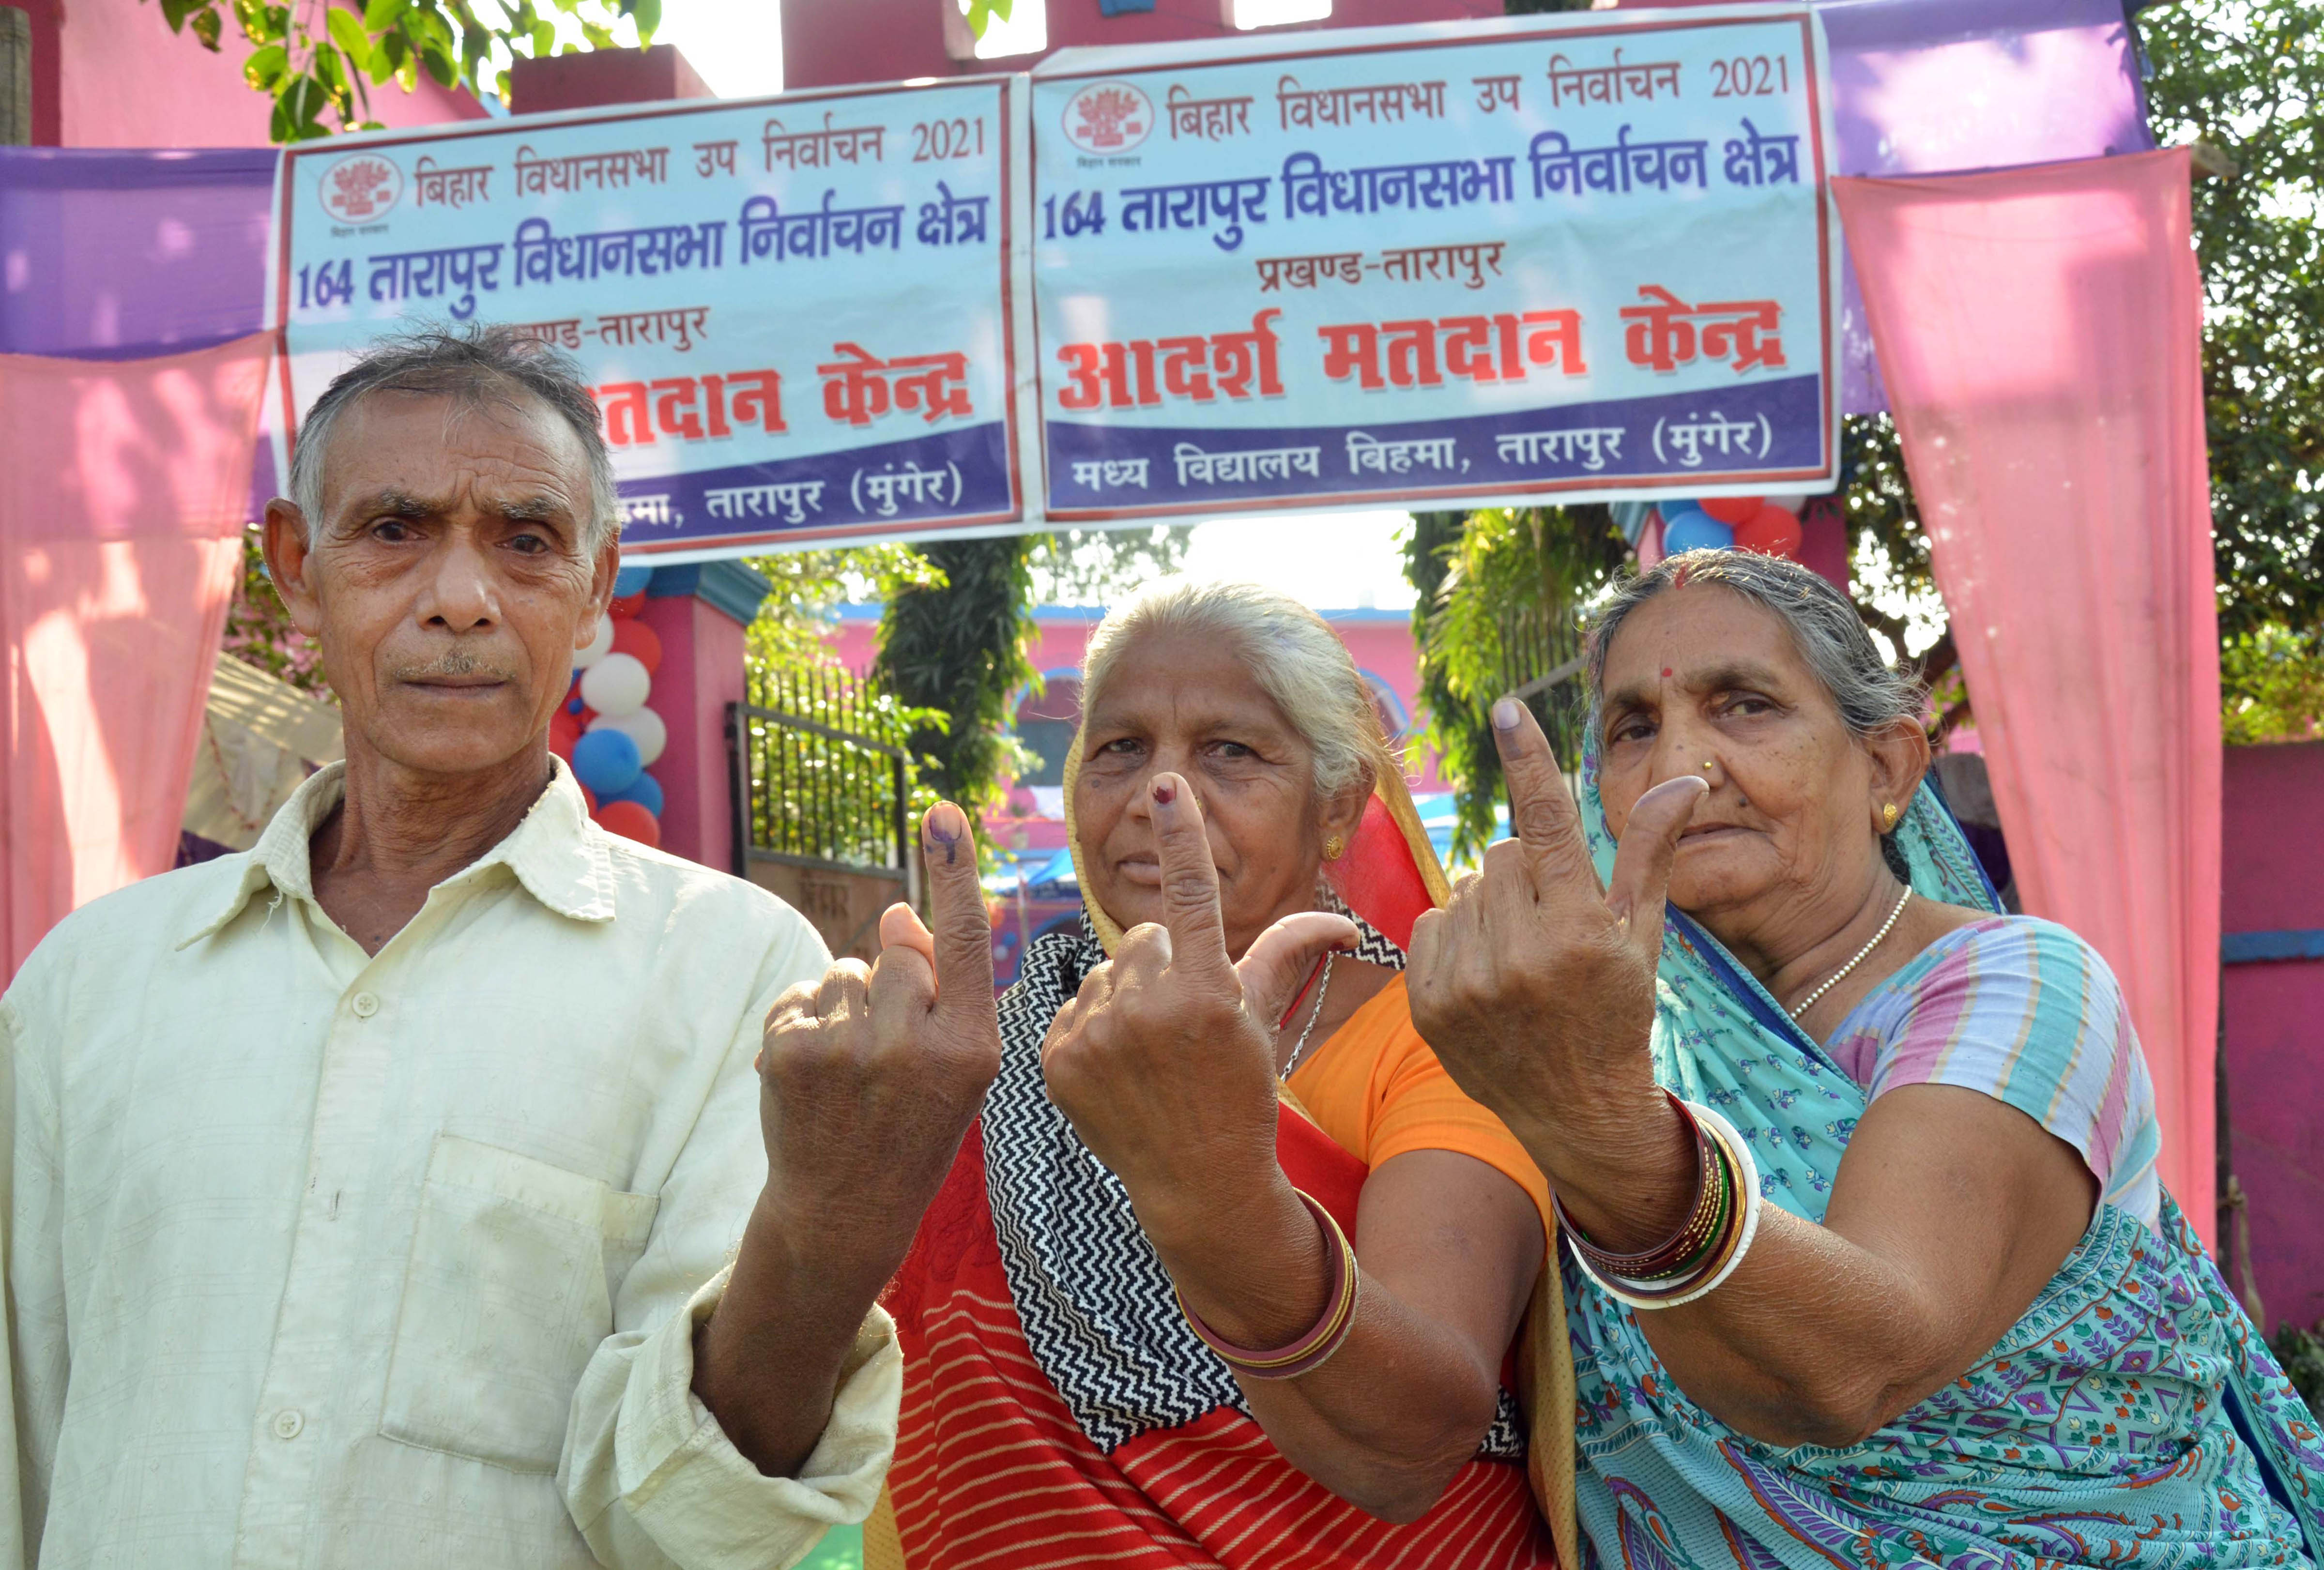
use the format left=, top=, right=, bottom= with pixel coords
left=639, top=561, right=770, bottom=871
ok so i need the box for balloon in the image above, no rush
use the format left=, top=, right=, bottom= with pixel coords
left=1661, top=512, right=1737, bottom=554
left=603, top=770, right=664, bottom=817
left=595, top=799, right=661, bottom=847
left=588, top=706, right=667, bottom=768
left=612, top=564, right=655, bottom=598
left=1700, top=495, right=1764, bottom=526
left=1734, top=504, right=1804, bottom=559
left=571, top=727, right=642, bottom=797
left=609, top=590, right=648, bottom=620
left=1657, top=500, right=1707, bottom=528
left=580, top=652, right=651, bottom=718
left=610, top=619, right=663, bottom=675
left=548, top=709, right=582, bottom=761
left=573, top=615, right=613, bottom=670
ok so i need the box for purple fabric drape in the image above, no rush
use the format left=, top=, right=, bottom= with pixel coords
left=0, top=148, right=279, bottom=519
left=1817, top=0, right=2155, bottom=412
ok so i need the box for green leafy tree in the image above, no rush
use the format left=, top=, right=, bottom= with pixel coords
left=1406, top=505, right=1628, bottom=861
left=873, top=535, right=1041, bottom=862
left=1028, top=526, right=1194, bottom=606
left=2141, top=0, right=2324, bottom=741
left=148, top=0, right=656, bottom=142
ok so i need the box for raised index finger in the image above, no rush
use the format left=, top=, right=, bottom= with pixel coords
left=920, top=801, right=997, bottom=1012
left=1491, top=697, right=1600, bottom=895
left=1147, top=774, right=1232, bottom=978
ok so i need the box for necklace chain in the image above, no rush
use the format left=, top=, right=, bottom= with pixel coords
left=1280, top=952, right=1337, bottom=1078
left=1789, top=887, right=1911, bottom=1020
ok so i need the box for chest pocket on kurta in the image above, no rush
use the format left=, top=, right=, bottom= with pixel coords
left=380, top=1133, right=659, bottom=1473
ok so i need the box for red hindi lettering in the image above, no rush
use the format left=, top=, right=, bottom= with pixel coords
left=597, top=381, right=655, bottom=446
left=1521, top=309, right=1587, bottom=375
left=890, top=352, right=974, bottom=424
left=819, top=344, right=891, bottom=427
left=726, top=369, right=785, bottom=432
left=652, top=378, right=705, bottom=441
left=1318, top=322, right=1384, bottom=390
left=1381, top=320, right=1443, bottom=389
left=1621, top=285, right=1697, bottom=374
left=1697, top=301, right=1784, bottom=374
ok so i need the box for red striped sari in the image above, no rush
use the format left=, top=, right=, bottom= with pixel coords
left=876, top=1089, right=1559, bottom=1569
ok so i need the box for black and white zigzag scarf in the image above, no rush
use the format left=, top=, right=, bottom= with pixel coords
left=984, top=904, right=1527, bottom=1459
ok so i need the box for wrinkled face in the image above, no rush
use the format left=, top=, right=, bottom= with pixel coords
left=1593, top=584, right=1887, bottom=923
left=1072, top=628, right=1362, bottom=960
left=268, top=389, right=615, bottom=780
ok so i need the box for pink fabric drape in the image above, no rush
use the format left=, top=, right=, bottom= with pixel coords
left=0, top=333, right=272, bottom=982
left=1835, top=151, right=2222, bottom=1241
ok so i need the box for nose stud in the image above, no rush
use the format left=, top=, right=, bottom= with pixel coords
left=1701, top=761, right=1714, bottom=774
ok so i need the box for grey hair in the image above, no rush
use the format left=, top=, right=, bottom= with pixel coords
left=287, top=322, right=620, bottom=552
left=1586, top=548, right=1928, bottom=742
left=1081, top=579, right=1398, bottom=804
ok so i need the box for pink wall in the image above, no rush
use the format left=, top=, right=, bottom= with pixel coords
left=56, top=0, right=483, bottom=148
left=782, top=0, right=1500, bottom=92
left=2220, top=741, right=2324, bottom=1332
left=639, top=591, right=749, bottom=872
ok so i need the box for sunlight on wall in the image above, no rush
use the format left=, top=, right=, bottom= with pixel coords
left=967, top=0, right=1050, bottom=58
left=1235, top=0, right=1333, bottom=28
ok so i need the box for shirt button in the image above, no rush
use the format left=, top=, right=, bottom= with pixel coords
left=272, top=1408, right=305, bottom=1440
left=351, top=992, right=380, bottom=1019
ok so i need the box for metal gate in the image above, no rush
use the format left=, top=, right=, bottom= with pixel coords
left=726, top=668, right=918, bottom=961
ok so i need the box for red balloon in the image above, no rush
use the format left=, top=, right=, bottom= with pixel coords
left=549, top=709, right=582, bottom=761
left=1701, top=495, right=1764, bottom=526
left=608, top=590, right=648, bottom=620
left=595, top=799, right=661, bottom=846
left=611, top=619, right=664, bottom=674
left=1734, top=504, right=1804, bottom=559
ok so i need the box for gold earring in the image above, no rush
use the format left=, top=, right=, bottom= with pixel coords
left=1323, top=833, right=1346, bottom=861
left=1881, top=802, right=1900, bottom=830
left=1701, top=761, right=1715, bottom=774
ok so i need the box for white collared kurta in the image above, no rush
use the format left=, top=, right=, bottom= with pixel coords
left=0, top=762, right=901, bottom=1569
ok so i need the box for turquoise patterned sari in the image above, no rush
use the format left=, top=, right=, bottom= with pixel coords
left=1567, top=769, right=2324, bottom=1570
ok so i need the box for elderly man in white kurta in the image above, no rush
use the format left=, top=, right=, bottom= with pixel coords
left=0, top=327, right=1003, bottom=1569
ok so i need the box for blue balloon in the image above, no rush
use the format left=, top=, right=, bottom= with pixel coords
left=602, top=769, right=664, bottom=817
left=571, top=727, right=642, bottom=797
left=612, top=564, right=654, bottom=598
left=1658, top=500, right=1709, bottom=529
left=1662, top=512, right=1737, bottom=554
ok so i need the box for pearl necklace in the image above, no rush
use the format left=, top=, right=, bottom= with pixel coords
left=1788, top=887, right=1911, bottom=1020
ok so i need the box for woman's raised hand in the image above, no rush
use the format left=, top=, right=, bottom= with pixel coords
left=1040, top=774, right=1354, bottom=1239
left=1406, top=701, right=1706, bottom=1235
left=754, top=801, right=1004, bottom=1267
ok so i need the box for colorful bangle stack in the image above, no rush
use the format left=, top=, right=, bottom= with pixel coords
left=1554, top=1093, right=1762, bottom=1311
left=1177, top=1189, right=1361, bottom=1381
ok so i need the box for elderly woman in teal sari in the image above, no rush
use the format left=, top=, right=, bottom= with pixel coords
left=1409, top=549, right=2324, bottom=1568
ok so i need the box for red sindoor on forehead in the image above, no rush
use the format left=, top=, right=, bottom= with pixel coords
left=1662, top=667, right=1673, bottom=677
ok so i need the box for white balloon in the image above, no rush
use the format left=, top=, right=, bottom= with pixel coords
left=1761, top=492, right=1814, bottom=512
left=580, top=652, right=651, bottom=718
left=573, top=615, right=614, bottom=670
left=589, top=707, right=667, bottom=768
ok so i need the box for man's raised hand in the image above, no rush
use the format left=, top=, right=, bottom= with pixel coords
left=755, top=800, right=1003, bottom=1253
left=1039, top=774, right=1351, bottom=1238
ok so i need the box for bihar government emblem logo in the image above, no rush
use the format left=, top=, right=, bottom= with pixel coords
left=1062, top=81, right=1153, bottom=154
left=319, top=152, right=402, bottom=222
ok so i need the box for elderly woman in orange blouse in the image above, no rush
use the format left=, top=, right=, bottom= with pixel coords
left=847, top=579, right=1572, bottom=1568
